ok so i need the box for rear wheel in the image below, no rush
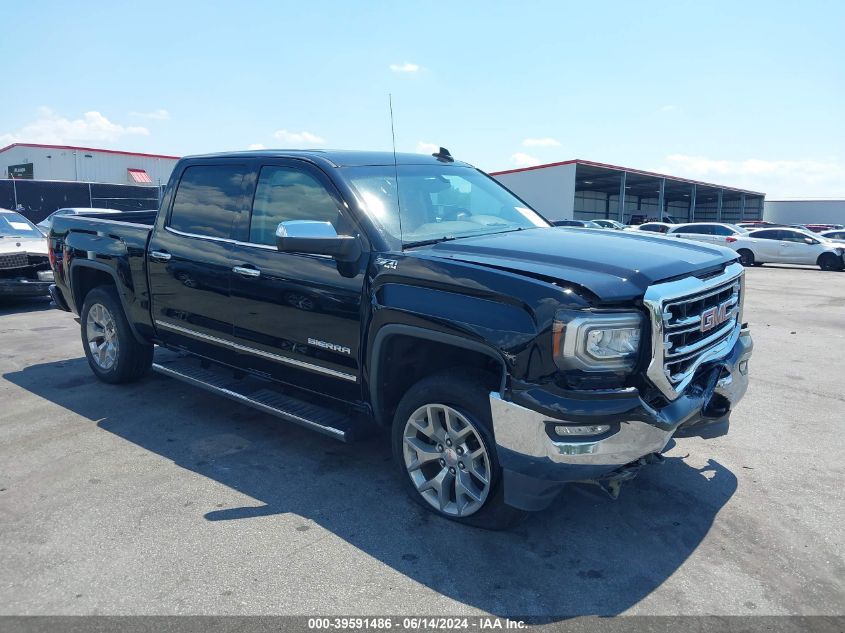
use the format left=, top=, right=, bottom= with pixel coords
left=737, top=249, right=755, bottom=267
left=392, top=371, right=527, bottom=530
left=81, top=286, right=153, bottom=383
left=818, top=253, right=844, bottom=271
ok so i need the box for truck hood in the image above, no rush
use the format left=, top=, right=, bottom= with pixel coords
left=0, top=235, right=47, bottom=256
left=413, top=227, right=737, bottom=303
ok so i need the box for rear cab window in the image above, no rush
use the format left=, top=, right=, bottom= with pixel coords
left=168, top=165, right=246, bottom=239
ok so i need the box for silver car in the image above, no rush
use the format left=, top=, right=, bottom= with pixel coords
left=667, top=222, right=749, bottom=246
left=0, top=209, right=54, bottom=298
left=37, top=207, right=120, bottom=232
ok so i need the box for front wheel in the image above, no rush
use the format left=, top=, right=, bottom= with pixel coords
left=391, top=371, right=527, bottom=530
left=81, top=286, right=153, bottom=384
left=818, top=253, right=844, bottom=271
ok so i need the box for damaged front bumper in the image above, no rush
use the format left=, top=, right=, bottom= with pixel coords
left=491, top=328, right=753, bottom=511
left=0, top=277, right=53, bottom=297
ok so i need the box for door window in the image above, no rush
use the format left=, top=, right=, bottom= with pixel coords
left=711, top=225, right=735, bottom=236
left=249, top=166, right=345, bottom=246
left=679, top=225, right=712, bottom=234
left=169, top=165, right=245, bottom=239
left=781, top=230, right=815, bottom=243
left=751, top=229, right=781, bottom=240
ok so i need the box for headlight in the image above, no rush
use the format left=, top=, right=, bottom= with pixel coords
left=553, top=311, right=644, bottom=372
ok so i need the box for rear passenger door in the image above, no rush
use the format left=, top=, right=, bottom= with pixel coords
left=148, top=162, right=248, bottom=362
left=747, top=229, right=782, bottom=262
left=227, top=160, right=366, bottom=398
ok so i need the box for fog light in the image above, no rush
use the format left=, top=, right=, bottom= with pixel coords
left=37, top=270, right=54, bottom=281
left=739, top=360, right=749, bottom=375
left=554, top=424, right=610, bottom=437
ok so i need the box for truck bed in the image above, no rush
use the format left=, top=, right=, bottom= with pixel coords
left=50, top=212, right=157, bottom=334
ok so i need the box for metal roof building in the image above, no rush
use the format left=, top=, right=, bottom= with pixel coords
left=0, top=143, right=179, bottom=188
left=491, top=159, right=764, bottom=224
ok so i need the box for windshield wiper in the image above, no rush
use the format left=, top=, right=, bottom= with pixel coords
left=403, top=235, right=460, bottom=248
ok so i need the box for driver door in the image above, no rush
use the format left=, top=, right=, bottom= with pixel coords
left=779, top=230, right=820, bottom=264
left=227, top=160, right=366, bottom=397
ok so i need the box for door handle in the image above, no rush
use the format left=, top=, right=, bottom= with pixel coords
left=233, top=265, right=261, bottom=278
left=150, top=250, right=172, bottom=262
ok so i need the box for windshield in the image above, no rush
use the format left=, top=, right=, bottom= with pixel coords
left=342, top=164, right=550, bottom=248
left=0, top=213, right=42, bottom=238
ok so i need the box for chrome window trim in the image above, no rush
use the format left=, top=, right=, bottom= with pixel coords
left=643, top=262, right=744, bottom=400
left=164, top=226, right=275, bottom=250
left=164, top=226, right=332, bottom=259
left=154, top=320, right=358, bottom=382
left=164, top=226, right=334, bottom=258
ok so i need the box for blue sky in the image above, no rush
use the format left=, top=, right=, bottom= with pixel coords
left=1, top=0, right=843, bottom=197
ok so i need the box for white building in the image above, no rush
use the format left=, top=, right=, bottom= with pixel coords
left=491, top=159, right=764, bottom=224
left=764, top=199, right=845, bottom=225
left=0, top=142, right=179, bottom=187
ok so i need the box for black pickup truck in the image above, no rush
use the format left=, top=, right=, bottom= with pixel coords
left=48, top=149, right=753, bottom=528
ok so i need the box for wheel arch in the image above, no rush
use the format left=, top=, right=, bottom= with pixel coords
left=369, top=324, right=507, bottom=427
left=817, top=251, right=841, bottom=268
left=71, top=261, right=146, bottom=344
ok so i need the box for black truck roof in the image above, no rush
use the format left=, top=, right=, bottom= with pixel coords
left=182, top=149, right=473, bottom=169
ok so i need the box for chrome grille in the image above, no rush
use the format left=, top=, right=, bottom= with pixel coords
left=662, top=279, right=740, bottom=383
left=644, top=263, right=745, bottom=400
left=0, top=252, right=28, bottom=270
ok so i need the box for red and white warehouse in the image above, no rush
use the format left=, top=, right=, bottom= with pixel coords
left=0, top=143, right=179, bottom=187
left=491, top=159, right=764, bottom=224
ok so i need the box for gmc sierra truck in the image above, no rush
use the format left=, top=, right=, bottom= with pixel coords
left=48, top=149, right=753, bottom=529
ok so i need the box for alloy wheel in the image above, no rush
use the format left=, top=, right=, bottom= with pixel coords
left=86, top=303, right=119, bottom=370
left=402, top=403, right=492, bottom=517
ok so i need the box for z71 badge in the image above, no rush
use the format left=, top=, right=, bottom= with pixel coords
left=375, top=257, right=398, bottom=270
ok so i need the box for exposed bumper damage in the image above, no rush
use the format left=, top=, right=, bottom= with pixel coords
left=0, top=253, right=53, bottom=297
left=491, top=329, right=753, bottom=511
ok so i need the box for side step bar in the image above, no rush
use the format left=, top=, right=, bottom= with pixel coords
left=152, top=352, right=353, bottom=442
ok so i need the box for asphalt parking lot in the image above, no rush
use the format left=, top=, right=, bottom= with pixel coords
left=0, top=265, right=842, bottom=617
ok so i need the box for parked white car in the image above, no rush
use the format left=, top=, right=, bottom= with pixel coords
left=730, top=227, right=844, bottom=270
left=37, top=207, right=120, bottom=232
left=820, top=229, right=845, bottom=244
left=667, top=222, right=748, bottom=247
left=626, top=222, right=673, bottom=234
left=592, top=219, right=626, bottom=230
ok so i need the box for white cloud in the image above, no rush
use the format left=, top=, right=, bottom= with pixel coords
left=416, top=141, right=439, bottom=155
left=510, top=152, right=541, bottom=168
left=129, top=108, right=170, bottom=120
left=657, top=154, right=845, bottom=197
left=0, top=108, right=149, bottom=145
left=522, top=137, right=560, bottom=147
left=272, top=129, right=326, bottom=146
left=247, top=143, right=266, bottom=150
left=389, top=62, right=420, bottom=73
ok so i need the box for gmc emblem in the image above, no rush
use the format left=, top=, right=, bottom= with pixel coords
left=700, top=300, right=733, bottom=333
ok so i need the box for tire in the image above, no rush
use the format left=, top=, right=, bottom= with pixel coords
left=737, top=249, right=755, bottom=267
left=80, top=285, right=153, bottom=384
left=818, top=253, right=844, bottom=271
left=391, top=370, right=527, bottom=530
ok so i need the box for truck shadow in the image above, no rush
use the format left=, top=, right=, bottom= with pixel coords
left=4, top=359, right=737, bottom=617
left=0, top=296, right=54, bottom=315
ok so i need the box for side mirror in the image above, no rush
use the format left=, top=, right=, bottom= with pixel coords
left=276, top=220, right=361, bottom=262
left=804, top=237, right=816, bottom=245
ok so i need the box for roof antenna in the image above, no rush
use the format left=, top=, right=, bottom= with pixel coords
left=432, top=146, right=454, bottom=162
left=389, top=93, right=404, bottom=248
